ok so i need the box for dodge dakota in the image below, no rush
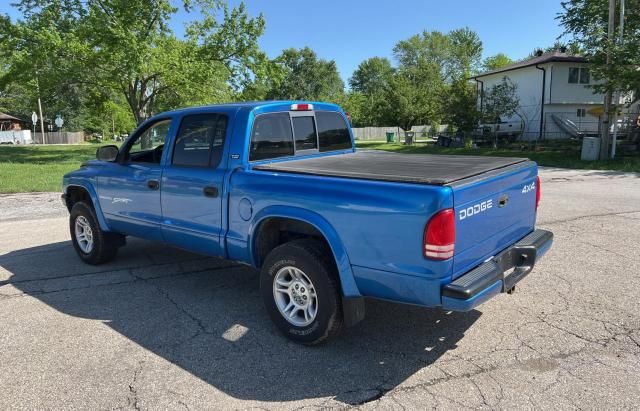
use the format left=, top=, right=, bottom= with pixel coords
left=62, top=101, right=553, bottom=344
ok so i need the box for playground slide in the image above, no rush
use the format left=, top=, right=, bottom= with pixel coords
left=551, top=115, right=584, bottom=139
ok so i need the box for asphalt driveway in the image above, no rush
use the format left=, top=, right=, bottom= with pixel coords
left=1, top=168, right=639, bottom=410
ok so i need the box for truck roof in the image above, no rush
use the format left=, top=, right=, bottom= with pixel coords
left=162, top=100, right=342, bottom=116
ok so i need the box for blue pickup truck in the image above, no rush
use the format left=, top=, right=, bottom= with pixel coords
left=62, top=101, right=553, bottom=344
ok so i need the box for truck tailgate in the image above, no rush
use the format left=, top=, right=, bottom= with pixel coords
left=252, top=151, right=527, bottom=185
left=451, top=161, right=538, bottom=278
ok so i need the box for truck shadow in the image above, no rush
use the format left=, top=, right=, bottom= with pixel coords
left=0, top=239, right=481, bottom=405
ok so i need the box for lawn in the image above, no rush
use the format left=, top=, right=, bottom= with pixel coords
left=0, top=141, right=638, bottom=193
left=0, top=145, right=97, bottom=193
left=356, top=140, right=640, bottom=173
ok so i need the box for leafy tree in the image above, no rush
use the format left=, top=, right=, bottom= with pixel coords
left=0, top=0, right=266, bottom=126
left=482, top=53, right=513, bottom=72
left=448, top=27, right=483, bottom=78
left=349, top=57, right=394, bottom=95
left=382, top=27, right=481, bottom=131
left=559, top=0, right=640, bottom=100
left=445, top=78, right=480, bottom=134
left=385, top=63, right=444, bottom=131
left=338, top=91, right=367, bottom=127
left=348, top=57, right=393, bottom=126
left=267, top=47, right=345, bottom=102
left=482, top=77, right=522, bottom=145
left=237, top=53, right=286, bottom=101
left=483, top=77, right=520, bottom=122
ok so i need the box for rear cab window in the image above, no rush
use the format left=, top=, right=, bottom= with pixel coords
left=250, top=110, right=352, bottom=161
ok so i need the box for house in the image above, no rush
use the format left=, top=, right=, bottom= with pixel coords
left=471, top=51, right=637, bottom=140
left=0, top=112, right=28, bottom=131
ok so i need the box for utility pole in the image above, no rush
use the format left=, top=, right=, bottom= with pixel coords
left=611, top=0, right=625, bottom=159
left=36, top=75, right=46, bottom=144
left=599, top=0, right=616, bottom=160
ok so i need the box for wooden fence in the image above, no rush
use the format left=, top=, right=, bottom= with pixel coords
left=33, top=132, right=85, bottom=144
left=352, top=125, right=449, bottom=140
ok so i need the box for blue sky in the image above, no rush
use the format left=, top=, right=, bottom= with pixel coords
left=2, top=0, right=567, bottom=82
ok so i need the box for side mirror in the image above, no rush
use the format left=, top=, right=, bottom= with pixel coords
left=96, top=145, right=119, bottom=162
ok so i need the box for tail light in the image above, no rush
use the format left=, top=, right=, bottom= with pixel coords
left=535, top=176, right=541, bottom=210
left=424, top=208, right=456, bottom=260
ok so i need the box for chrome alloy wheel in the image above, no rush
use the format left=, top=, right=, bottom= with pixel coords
left=74, top=215, right=94, bottom=254
left=273, top=266, right=318, bottom=327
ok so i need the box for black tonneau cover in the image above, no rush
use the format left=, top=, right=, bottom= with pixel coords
left=252, top=151, right=528, bottom=185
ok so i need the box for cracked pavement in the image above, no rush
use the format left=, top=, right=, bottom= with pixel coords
left=1, top=167, right=639, bottom=410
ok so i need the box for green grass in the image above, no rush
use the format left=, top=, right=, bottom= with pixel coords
left=356, top=140, right=640, bottom=173
left=0, top=145, right=97, bottom=193
left=1, top=141, right=638, bottom=194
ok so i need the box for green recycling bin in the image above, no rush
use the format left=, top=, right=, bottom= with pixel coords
left=386, top=132, right=395, bottom=143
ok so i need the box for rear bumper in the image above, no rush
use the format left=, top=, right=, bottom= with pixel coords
left=441, top=229, right=553, bottom=311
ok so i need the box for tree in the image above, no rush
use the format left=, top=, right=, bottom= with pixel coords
left=448, top=27, right=483, bottom=78
left=348, top=57, right=393, bottom=126
left=0, top=0, right=266, bottom=126
left=267, top=47, right=345, bottom=102
left=445, top=78, right=480, bottom=134
left=349, top=57, right=394, bottom=95
left=482, top=77, right=521, bottom=146
left=559, top=0, right=640, bottom=100
left=482, top=53, right=513, bottom=72
left=385, top=63, right=445, bottom=131
left=383, top=27, right=482, bottom=131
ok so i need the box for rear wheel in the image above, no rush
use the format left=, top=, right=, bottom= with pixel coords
left=69, top=202, right=122, bottom=265
left=260, top=239, right=343, bottom=345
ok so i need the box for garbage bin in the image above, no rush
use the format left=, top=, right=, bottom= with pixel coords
left=385, top=132, right=395, bottom=143
left=581, top=137, right=600, bottom=161
left=404, top=131, right=415, bottom=145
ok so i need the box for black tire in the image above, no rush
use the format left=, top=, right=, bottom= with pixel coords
left=260, top=239, right=343, bottom=345
left=69, top=201, right=122, bottom=265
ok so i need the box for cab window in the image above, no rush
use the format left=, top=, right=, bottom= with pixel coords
left=250, top=113, right=294, bottom=161
left=316, top=111, right=352, bottom=152
left=126, top=119, right=172, bottom=163
left=172, top=114, right=228, bottom=168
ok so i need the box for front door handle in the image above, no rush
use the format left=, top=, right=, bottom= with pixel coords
left=203, top=186, right=219, bottom=198
left=147, top=179, right=160, bottom=190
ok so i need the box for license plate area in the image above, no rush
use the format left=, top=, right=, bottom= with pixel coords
left=496, top=246, right=537, bottom=291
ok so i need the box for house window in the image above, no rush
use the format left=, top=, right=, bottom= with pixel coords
left=576, top=108, right=586, bottom=117
left=569, top=67, right=590, bottom=84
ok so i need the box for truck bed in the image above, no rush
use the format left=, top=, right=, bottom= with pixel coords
left=252, top=151, right=528, bottom=185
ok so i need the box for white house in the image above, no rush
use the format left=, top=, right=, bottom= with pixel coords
left=472, top=51, right=636, bottom=140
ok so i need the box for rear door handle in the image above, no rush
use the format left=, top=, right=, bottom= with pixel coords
left=203, top=186, right=219, bottom=198
left=147, top=179, right=160, bottom=190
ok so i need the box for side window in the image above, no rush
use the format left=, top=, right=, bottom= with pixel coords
left=579, top=68, right=590, bottom=84
left=172, top=114, right=228, bottom=168
left=568, top=67, right=580, bottom=84
left=569, top=67, right=589, bottom=84
left=128, top=119, right=171, bottom=163
left=250, top=113, right=294, bottom=161
left=292, top=116, right=317, bottom=151
left=316, top=111, right=352, bottom=152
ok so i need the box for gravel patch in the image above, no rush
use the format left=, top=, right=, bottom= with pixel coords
left=0, top=192, right=67, bottom=222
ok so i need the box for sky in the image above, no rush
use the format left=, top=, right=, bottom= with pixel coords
left=1, top=0, right=568, bottom=82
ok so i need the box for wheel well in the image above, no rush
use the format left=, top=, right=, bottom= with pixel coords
left=253, top=217, right=332, bottom=268
left=64, top=186, right=93, bottom=211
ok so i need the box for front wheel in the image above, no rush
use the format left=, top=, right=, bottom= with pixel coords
left=260, top=239, right=343, bottom=345
left=69, top=202, right=122, bottom=265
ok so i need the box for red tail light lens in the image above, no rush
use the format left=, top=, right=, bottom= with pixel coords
left=290, top=103, right=313, bottom=111
left=535, top=176, right=541, bottom=210
left=424, top=208, right=456, bottom=260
